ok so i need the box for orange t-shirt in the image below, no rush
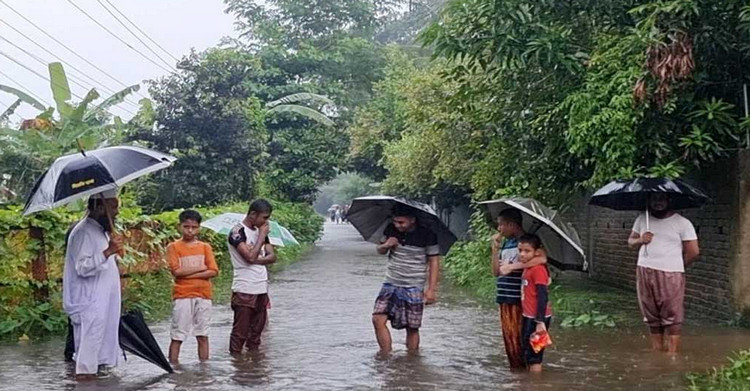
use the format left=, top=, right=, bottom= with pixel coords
left=167, top=239, right=218, bottom=300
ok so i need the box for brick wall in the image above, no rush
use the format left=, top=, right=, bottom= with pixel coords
left=567, top=151, right=747, bottom=321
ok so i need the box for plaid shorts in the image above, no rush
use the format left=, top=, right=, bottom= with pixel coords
left=373, top=283, right=424, bottom=330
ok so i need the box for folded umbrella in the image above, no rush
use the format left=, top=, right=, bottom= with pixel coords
left=119, top=310, right=173, bottom=373
left=23, top=146, right=176, bottom=216
left=347, top=196, right=457, bottom=255
left=200, top=212, right=299, bottom=247
left=479, top=197, right=587, bottom=271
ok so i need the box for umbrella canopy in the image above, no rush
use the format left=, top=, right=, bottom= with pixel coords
left=23, top=146, right=176, bottom=215
left=347, top=196, right=457, bottom=255
left=479, top=197, right=587, bottom=271
left=119, top=310, right=173, bottom=373
left=589, top=177, right=709, bottom=211
left=200, top=213, right=299, bottom=247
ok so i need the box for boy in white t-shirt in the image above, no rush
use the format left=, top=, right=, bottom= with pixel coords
left=627, top=193, right=700, bottom=354
left=227, top=199, right=276, bottom=354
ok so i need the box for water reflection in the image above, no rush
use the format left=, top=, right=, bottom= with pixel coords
left=229, top=350, right=271, bottom=387
left=0, top=224, right=749, bottom=390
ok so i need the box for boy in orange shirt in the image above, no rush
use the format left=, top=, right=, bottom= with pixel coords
left=167, top=210, right=219, bottom=364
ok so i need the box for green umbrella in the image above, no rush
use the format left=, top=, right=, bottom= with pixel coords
left=200, top=213, right=299, bottom=247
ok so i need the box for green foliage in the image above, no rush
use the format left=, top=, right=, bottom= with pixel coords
left=0, top=300, right=68, bottom=338
left=0, top=197, right=323, bottom=341
left=220, top=0, right=402, bottom=201
left=549, top=278, right=641, bottom=329
left=558, top=311, right=617, bottom=328
left=443, top=211, right=638, bottom=328
left=265, top=93, right=335, bottom=127
left=0, top=85, right=45, bottom=111
left=265, top=123, right=349, bottom=203
left=0, top=62, right=141, bottom=202
left=688, top=350, right=750, bottom=391
left=443, top=239, right=495, bottom=301
left=130, top=49, right=268, bottom=212
left=350, top=0, right=750, bottom=211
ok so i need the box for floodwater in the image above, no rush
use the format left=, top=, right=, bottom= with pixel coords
left=1, top=223, right=749, bottom=390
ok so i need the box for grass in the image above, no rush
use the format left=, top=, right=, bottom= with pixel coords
left=550, top=272, right=642, bottom=329
left=687, top=350, right=750, bottom=390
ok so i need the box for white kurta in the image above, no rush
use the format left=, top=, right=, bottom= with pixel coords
left=63, top=217, right=121, bottom=375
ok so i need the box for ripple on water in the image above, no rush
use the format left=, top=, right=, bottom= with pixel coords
left=1, top=224, right=750, bottom=390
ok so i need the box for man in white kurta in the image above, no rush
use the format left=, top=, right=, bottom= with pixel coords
left=63, top=191, right=123, bottom=378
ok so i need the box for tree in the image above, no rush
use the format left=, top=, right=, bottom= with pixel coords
left=130, top=49, right=268, bottom=211
left=412, top=0, right=750, bottom=207
left=0, top=62, right=139, bottom=201
left=221, top=0, right=405, bottom=201
left=265, top=92, right=335, bottom=127
left=128, top=48, right=338, bottom=210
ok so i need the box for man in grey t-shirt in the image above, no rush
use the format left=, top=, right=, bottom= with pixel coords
left=372, top=206, right=440, bottom=355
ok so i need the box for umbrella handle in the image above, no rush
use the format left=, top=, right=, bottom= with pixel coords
left=76, top=139, right=87, bottom=157
left=100, top=193, right=116, bottom=235
left=100, top=194, right=123, bottom=259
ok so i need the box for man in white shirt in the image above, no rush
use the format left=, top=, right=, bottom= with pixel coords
left=227, top=199, right=276, bottom=354
left=628, top=193, right=700, bottom=354
left=63, top=189, right=124, bottom=380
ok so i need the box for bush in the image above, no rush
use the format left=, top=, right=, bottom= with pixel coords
left=442, top=212, right=638, bottom=329
left=0, top=197, right=323, bottom=340
left=688, top=350, right=750, bottom=391
left=443, top=240, right=495, bottom=302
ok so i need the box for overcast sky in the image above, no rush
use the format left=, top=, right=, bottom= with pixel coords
left=0, top=0, right=237, bottom=122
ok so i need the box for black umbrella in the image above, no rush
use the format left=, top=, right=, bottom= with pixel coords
left=347, top=196, right=457, bottom=255
left=23, top=146, right=176, bottom=216
left=119, top=310, right=173, bottom=373
left=589, top=177, right=709, bottom=211
left=479, top=197, right=587, bottom=271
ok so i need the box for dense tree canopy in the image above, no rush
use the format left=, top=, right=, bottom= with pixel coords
left=129, top=49, right=268, bottom=210
left=346, top=0, right=750, bottom=208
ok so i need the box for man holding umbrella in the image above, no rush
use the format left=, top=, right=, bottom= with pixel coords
left=590, top=178, right=708, bottom=353
left=347, top=196, right=456, bottom=354
left=63, top=189, right=124, bottom=380
left=627, top=193, right=700, bottom=354
left=372, top=204, right=441, bottom=354
left=23, top=145, right=177, bottom=376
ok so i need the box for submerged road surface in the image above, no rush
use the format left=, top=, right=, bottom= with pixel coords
left=1, top=223, right=749, bottom=390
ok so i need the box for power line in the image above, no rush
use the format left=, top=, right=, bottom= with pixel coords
left=96, top=0, right=177, bottom=68
left=102, top=0, right=179, bottom=62
left=0, top=52, right=137, bottom=119
left=0, top=33, right=139, bottom=114
left=0, top=99, right=27, bottom=122
left=0, top=18, right=142, bottom=109
left=0, top=50, right=134, bottom=120
left=64, top=0, right=176, bottom=73
left=0, top=49, right=92, bottom=107
left=0, top=68, right=52, bottom=107
left=0, top=0, right=149, bottom=99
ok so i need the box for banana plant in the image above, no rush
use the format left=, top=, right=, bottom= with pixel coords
left=265, top=92, right=336, bottom=127
left=0, top=62, right=140, bottom=155
left=0, top=62, right=142, bottom=201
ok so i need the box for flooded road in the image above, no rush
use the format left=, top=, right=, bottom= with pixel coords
left=1, top=223, right=749, bottom=390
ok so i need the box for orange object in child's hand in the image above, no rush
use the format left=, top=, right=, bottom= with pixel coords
left=530, top=330, right=553, bottom=353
